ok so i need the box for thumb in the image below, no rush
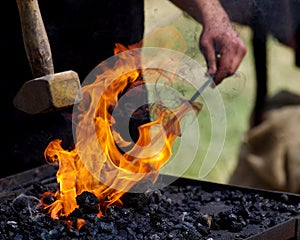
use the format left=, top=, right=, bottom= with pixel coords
left=199, top=37, right=217, bottom=77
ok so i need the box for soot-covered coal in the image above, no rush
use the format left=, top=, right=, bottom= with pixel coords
left=0, top=176, right=299, bottom=240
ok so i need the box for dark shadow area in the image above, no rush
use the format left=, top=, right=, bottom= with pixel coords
left=2, top=0, right=145, bottom=177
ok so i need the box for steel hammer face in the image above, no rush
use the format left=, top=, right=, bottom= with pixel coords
left=13, top=70, right=83, bottom=115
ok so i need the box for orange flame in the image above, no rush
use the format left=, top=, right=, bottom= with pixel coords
left=41, top=29, right=202, bottom=222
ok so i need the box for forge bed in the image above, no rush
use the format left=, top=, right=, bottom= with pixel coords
left=0, top=164, right=299, bottom=240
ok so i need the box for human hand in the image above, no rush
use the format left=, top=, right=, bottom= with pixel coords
left=169, top=0, right=247, bottom=85
left=199, top=18, right=247, bottom=85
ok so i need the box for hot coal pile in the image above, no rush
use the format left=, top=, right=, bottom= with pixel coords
left=0, top=171, right=300, bottom=240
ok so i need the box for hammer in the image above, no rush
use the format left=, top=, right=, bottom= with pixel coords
left=14, top=0, right=82, bottom=114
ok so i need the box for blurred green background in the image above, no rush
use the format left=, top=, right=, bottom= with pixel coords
left=143, top=0, right=300, bottom=184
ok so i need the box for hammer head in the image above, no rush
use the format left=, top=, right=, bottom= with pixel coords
left=14, top=70, right=83, bottom=114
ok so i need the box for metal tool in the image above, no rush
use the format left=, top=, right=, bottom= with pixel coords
left=14, top=0, right=82, bottom=114
left=189, top=75, right=214, bottom=102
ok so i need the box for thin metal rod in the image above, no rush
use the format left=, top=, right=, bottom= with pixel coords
left=189, top=77, right=214, bottom=102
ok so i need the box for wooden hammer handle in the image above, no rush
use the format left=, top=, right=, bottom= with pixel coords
left=16, top=0, right=54, bottom=77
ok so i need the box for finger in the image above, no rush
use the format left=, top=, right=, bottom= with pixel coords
left=199, top=37, right=217, bottom=77
left=214, top=42, right=247, bottom=85
left=230, top=43, right=247, bottom=76
left=213, top=53, right=232, bottom=85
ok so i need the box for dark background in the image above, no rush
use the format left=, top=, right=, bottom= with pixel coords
left=2, top=0, right=145, bottom=177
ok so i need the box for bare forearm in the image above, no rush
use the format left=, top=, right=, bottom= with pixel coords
left=169, top=0, right=230, bottom=26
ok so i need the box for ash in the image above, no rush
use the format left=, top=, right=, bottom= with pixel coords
left=0, top=179, right=299, bottom=240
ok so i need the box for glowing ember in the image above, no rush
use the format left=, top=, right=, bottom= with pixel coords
left=41, top=40, right=202, bottom=223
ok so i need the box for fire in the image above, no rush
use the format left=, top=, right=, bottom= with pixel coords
left=41, top=32, right=202, bottom=223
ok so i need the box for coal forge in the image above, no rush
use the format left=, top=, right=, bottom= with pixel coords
left=6, top=10, right=300, bottom=238
left=0, top=165, right=299, bottom=240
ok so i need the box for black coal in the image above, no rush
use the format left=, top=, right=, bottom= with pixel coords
left=0, top=173, right=300, bottom=240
